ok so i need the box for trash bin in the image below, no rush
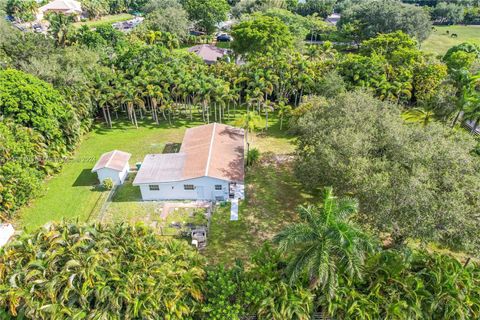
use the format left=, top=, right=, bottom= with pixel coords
left=136, top=162, right=142, bottom=170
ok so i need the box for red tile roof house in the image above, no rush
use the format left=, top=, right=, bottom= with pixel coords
left=92, top=150, right=131, bottom=185
left=133, top=123, right=245, bottom=201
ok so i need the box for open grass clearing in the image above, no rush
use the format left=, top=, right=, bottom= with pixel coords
left=17, top=111, right=295, bottom=231
left=73, top=14, right=134, bottom=28
left=204, top=158, right=313, bottom=265
left=99, top=174, right=210, bottom=235
left=421, top=25, right=480, bottom=56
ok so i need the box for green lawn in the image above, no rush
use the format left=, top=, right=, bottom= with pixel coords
left=17, top=113, right=295, bottom=231
left=204, top=160, right=313, bottom=265
left=421, top=25, right=480, bottom=56
left=73, top=14, right=134, bottom=28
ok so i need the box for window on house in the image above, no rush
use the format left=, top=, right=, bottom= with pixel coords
left=215, top=185, right=222, bottom=190
left=184, top=184, right=195, bottom=190
left=149, top=185, right=160, bottom=191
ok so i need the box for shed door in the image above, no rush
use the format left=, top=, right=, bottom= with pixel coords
left=196, top=186, right=205, bottom=199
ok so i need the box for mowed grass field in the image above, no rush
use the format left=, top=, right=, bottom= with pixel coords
left=421, top=25, right=480, bottom=56
left=17, top=112, right=296, bottom=231
left=73, top=13, right=134, bottom=28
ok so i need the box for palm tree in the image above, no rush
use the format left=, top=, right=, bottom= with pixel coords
left=274, top=188, right=374, bottom=297
left=403, top=107, right=435, bottom=127
left=234, top=111, right=262, bottom=157
left=463, top=93, right=480, bottom=133
left=277, top=101, right=292, bottom=130
left=451, top=70, right=480, bottom=127
left=46, top=13, right=74, bottom=47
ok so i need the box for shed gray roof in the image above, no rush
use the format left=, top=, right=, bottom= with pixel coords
left=133, top=153, right=186, bottom=184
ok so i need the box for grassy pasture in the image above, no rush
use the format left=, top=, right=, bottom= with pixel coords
left=73, top=13, right=134, bottom=28
left=421, top=25, right=480, bottom=56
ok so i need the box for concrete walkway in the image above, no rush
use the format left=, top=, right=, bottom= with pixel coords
left=230, top=184, right=244, bottom=221
left=230, top=199, right=239, bottom=221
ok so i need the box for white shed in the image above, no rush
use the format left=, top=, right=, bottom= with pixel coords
left=133, top=123, right=244, bottom=201
left=0, top=223, right=15, bottom=248
left=92, top=150, right=131, bottom=185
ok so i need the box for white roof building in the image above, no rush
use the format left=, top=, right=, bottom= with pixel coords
left=92, top=150, right=132, bottom=185
left=0, top=224, right=15, bottom=248
left=133, top=123, right=245, bottom=201
left=37, top=0, right=82, bottom=21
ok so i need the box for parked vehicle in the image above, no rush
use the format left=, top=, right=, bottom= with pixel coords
left=217, top=33, right=233, bottom=42
left=190, top=30, right=206, bottom=36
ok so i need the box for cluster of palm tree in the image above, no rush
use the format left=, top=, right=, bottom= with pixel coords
left=274, top=188, right=480, bottom=319
left=0, top=222, right=205, bottom=319
left=89, top=44, right=325, bottom=132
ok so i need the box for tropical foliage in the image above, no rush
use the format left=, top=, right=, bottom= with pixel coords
left=274, top=188, right=373, bottom=296
left=338, top=0, right=432, bottom=42
left=0, top=222, right=206, bottom=319
left=295, top=92, right=480, bottom=253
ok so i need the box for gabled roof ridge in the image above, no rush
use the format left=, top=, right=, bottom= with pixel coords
left=204, top=123, right=217, bottom=177
left=104, top=150, right=117, bottom=171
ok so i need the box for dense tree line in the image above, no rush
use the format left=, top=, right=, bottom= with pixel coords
left=1, top=203, right=479, bottom=319
left=0, top=69, right=80, bottom=220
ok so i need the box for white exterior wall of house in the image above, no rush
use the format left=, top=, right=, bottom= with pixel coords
left=96, top=163, right=129, bottom=185
left=137, top=176, right=229, bottom=201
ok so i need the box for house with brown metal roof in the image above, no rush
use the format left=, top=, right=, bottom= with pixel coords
left=92, top=150, right=131, bottom=185
left=188, top=44, right=229, bottom=65
left=133, top=123, right=244, bottom=201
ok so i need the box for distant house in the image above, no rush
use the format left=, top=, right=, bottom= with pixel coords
left=326, top=13, right=341, bottom=26
left=188, top=44, right=229, bottom=65
left=36, top=0, right=82, bottom=21
left=133, top=123, right=245, bottom=201
left=92, top=150, right=131, bottom=185
left=0, top=224, right=14, bottom=248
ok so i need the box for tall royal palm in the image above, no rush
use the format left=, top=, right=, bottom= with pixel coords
left=274, top=187, right=373, bottom=297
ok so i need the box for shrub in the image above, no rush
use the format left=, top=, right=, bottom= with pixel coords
left=102, top=177, right=114, bottom=190
left=247, top=148, right=260, bottom=166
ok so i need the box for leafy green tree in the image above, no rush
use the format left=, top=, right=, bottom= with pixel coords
left=71, top=25, right=108, bottom=48
left=443, top=42, right=480, bottom=71
left=295, top=0, right=336, bottom=17
left=6, top=0, right=38, bottom=21
left=81, top=0, right=109, bottom=19
left=274, top=187, right=373, bottom=296
left=231, top=14, right=294, bottom=56
left=339, top=0, right=432, bottom=42
left=432, top=2, right=465, bottom=25
left=144, top=6, right=190, bottom=39
left=0, top=121, right=45, bottom=220
left=234, top=111, right=262, bottom=146
left=261, top=8, right=311, bottom=42
left=0, top=222, right=206, bottom=318
left=295, top=92, right=480, bottom=253
left=181, top=0, right=229, bottom=34
left=0, top=69, right=80, bottom=152
left=338, top=32, right=447, bottom=105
